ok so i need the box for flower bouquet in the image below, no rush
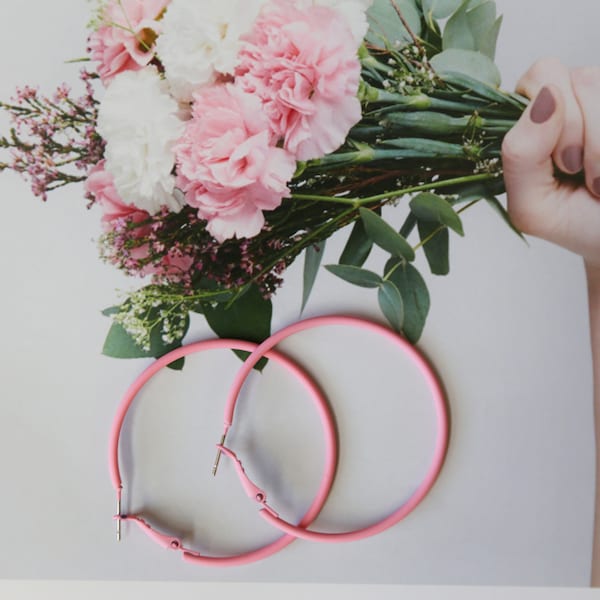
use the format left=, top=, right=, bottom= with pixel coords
left=0, top=0, right=526, bottom=367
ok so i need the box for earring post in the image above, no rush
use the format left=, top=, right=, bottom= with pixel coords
left=116, top=498, right=122, bottom=541
left=212, top=433, right=227, bottom=476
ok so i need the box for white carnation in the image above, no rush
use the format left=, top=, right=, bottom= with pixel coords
left=156, top=0, right=267, bottom=102
left=300, top=0, right=373, bottom=44
left=97, top=67, right=185, bottom=215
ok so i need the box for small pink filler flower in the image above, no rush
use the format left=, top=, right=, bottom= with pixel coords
left=175, top=84, right=297, bottom=242
left=88, top=0, right=170, bottom=85
left=236, top=0, right=362, bottom=161
left=86, top=161, right=193, bottom=279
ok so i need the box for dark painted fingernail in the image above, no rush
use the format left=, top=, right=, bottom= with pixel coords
left=530, top=87, right=556, bottom=123
left=562, top=146, right=583, bottom=173
left=593, top=177, right=600, bottom=197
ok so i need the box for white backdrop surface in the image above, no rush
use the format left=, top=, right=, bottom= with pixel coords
left=0, top=0, right=597, bottom=589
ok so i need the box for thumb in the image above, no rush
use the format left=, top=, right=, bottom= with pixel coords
left=502, top=85, right=566, bottom=236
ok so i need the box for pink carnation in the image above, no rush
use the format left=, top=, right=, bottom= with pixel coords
left=86, top=160, right=149, bottom=229
left=88, top=0, right=170, bottom=85
left=236, top=0, right=362, bottom=161
left=175, top=84, right=296, bottom=242
left=86, top=161, right=193, bottom=278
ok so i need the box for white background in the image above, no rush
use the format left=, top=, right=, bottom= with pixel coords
left=0, top=0, right=598, bottom=596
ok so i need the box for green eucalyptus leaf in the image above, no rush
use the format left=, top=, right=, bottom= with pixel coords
left=340, top=219, right=373, bottom=266
left=430, top=49, right=501, bottom=87
left=166, top=357, right=186, bottom=371
left=192, top=278, right=236, bottom=305
left=378, top=280, right=405, bottom=332
left=204, top=284, right=271, bottom=342
left=442, top=0, right=500, bottom=58
left=478, top=15, right=502, bottom=61
left=102, top=305, right=120, bottom=317
left=467, top=4, right=499, bottom=58
left=442, top=1, right=476, bottom=50
left=422, top=0, right=463, bottom=19
left=443, top=0, right=496, bottom=49
left=385, top=260, right=431, bottom=343
left=484, top=196, right=526, bottom=242
left=325, top=264, right=383, bottom=288
left=204, top=285, right=272, bottom=370
left=359, top=207, right=415, bottom=261
left=410, top=192, right=464, bottom=236
left=102, top=320, right=153, bottom=359
left=302, top=241, right=326, bottom=312
left=102, top=311, right=190, bottom=366
left=399, top=212, right=418, bottom=239
left=367, top=0, right=422, bottom=47
left=418, top=220, right=450, bottom=275
left=421, top=10, right=443, bottom=54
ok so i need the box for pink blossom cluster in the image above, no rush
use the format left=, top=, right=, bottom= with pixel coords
left=90, top=160, right=290, bottom=293
left=87, top=161, right=194, bottom=283
left=0, top=70, right=104, bottom=201
left=88, top=0, right=363, bottom=249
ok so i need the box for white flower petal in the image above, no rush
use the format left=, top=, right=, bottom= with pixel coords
left=97, top=67, right=185, bottom=214
left=156, top=0, right=268, bottom=102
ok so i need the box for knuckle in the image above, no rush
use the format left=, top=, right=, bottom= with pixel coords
left=516, top=58, right=564, bottom=98
left=529, top=56, right=566, bottom=78
left=501, top=129, right=528, bottom=164
left=571, top=65, right=600, bottom=89
left=525, top=57, right=564, bottom=82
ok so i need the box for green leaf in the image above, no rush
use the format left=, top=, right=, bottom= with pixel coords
left=102, top=305, right=120, bottom=317
left=430, top=49, right=501, bottom=87
left=102, top=311, right=190, bottom=362
left=484, top=196, right=527, bottom=242
left=166, top=357, right=186, bottom=371
left=302, top=241, right=326, bottom=312
left=103, top=320, right=153, bottom=359
left=418, top=220, right=450, bottom=275
left=359, top=207, right=416, bottom=261
left=325, top=264, right=383, bottom=288
left=378, top=280, right=405, bottom=332
left=442, top=0, right=501, bottom=59
left=410, top=192, right=464, bottom=236
left=204, top=285, right=272, bottom=371
left=421, top=9, right=443, bottom=54
left=340, top=219, right=373, bottom=267
left=204, top=284, right=272, bottom=342
left=478, top=15, right=503, bottom=62
left=385, top=261, right=431, bottom=343
left=191, top=278, right=236, bottom=305
left=422, top=0, right=463, bottom=19
left=399, top=213, right=418, bottom=239
left=367, top=0, right=422, bottom=47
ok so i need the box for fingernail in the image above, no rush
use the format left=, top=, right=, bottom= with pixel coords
left=530, top=87, right=556, bottom=123
left=593, top=177, right=600, bottom=197
left=562, top=146, right=583, bottom=173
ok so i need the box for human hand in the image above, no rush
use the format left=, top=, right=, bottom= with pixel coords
left=502, top=59, right=600, bottom=270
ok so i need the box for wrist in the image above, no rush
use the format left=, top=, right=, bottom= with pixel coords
left=586, top=261, right=600, bottom=295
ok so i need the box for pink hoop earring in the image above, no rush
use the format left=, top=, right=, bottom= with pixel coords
left=214, top=315, right=449, bottom=543
left=109, top=338, right=338, bottom=566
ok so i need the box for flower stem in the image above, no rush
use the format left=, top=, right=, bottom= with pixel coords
left=383, top=197, right=483, bottom=280
left=292, top=172, right=500, bottom=206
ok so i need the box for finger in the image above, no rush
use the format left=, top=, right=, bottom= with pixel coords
left=516, top=58, right=584, bottom=175
left=502, top=84, right=565, bottom=237
left=571, top=66, right=600, bottom=198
